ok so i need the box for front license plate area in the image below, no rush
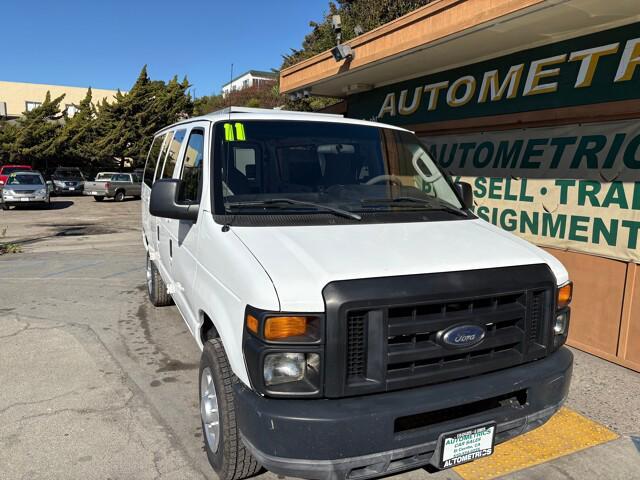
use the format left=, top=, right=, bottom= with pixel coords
left=434, top=423, right=496, bottom=469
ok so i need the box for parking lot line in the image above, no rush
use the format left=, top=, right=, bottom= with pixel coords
left=454, top=407, right=618, bottom=480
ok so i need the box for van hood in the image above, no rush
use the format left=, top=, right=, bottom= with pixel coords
left=232, top=219, right=568, bottom=311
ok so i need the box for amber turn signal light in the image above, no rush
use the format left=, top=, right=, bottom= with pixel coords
left=264, top=316, right=308, bottom=341
left=557, top=282, right=573, bottom=309
left=246, top=314, right=259, bottom=334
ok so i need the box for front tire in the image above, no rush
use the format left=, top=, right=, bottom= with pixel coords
left=200, top=339, right=261, bottom=480
left=1, top=203, right=8, bottom=210
left=146, top=254, right=172, bottom=307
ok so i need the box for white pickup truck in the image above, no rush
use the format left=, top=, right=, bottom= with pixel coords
left=84, top=172, right=142, bottom=202
left=141, top=107, right=573, bottom=480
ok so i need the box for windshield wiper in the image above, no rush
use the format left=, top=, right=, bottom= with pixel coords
left=226, top=198, right=362, bottom=221
left=361, top=196, right=468, bottom=217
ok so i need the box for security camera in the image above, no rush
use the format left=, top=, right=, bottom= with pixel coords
left=331, top=44, right=354, bottom=62
left=303, top=89, right=311, bottom=98
left=332, top=15, right=342, bottom=34
left=354, top=25, right=364, bottom=36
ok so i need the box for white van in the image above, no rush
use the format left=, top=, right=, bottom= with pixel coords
left=141, top=107, right=573, bottom=480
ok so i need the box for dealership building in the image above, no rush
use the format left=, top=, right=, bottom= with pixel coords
left=281, top=0, right=640, bottom=371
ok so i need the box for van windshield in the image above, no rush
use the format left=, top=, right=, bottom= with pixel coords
left=214, top=120, right=464, bottom=220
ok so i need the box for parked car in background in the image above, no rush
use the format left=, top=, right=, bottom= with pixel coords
left=84, top=172, right=142, bottom=202
left=0, top=165, right=32, bottom=187
left=51, top=167, right=86, bottom=195
left=1, top=171, right=50, bottom=210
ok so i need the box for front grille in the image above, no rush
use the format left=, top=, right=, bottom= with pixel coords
left=323, top=265, right=555, bottom=397
left=16, top=190, right=35, bottom=195
left=65, top=182, right=76, bottom=186
left=344, top=290, right=550, bottom=393
left=383, top=292, right=531, bottom=390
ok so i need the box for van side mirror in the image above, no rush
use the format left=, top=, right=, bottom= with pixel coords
left=455, top=182, right=473, bottom=209
left=150, top=179, right=199, bottom=221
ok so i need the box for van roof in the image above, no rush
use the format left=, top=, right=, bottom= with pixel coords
left=155, top=106, right=409, bottom=136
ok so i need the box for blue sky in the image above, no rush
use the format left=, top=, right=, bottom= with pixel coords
left=3, top=0, right=329, bottom=97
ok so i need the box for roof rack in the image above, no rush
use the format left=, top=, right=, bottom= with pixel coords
left=206, top=106, right=344, bottom=118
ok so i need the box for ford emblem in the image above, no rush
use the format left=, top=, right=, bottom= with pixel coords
left=438, top=324, right=486, bottom=349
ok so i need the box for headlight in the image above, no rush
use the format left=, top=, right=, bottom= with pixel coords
left=3, top=188, right=14, bottom=195
left=552, top=281, right=572, bottom=350
left=554, top=312, right=568, bottom=335
left=244, top=307, right=324, bottom=396
left=36, top=188, right=47, bottom=195
left=263, top=352, right=321, bottom=392
left=264, top=353, right=306, bottom=385
left=54, top=180, right=65, bottom=186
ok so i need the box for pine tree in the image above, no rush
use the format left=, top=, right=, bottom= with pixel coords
left=55, top=88, right=100, bottom=166
left=11, top=91, right=65, bottom=170
left=0, top=120, right=19, bottom=163
left=92, top=66, right=193, bottom=169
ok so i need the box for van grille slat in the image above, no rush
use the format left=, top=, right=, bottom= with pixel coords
left=346, top=312, right=367, bottom=380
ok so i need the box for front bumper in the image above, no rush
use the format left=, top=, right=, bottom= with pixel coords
left=83, top=189, right=108, bottom=196
left=2, top=195, right=48, bottom=205
left=53, top=185, right=83, bottom=194
left=235, top=347, right=573, bottom=480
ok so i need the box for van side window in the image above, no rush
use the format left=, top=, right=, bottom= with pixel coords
left=179, top=129, right=205, bottom=203
left=143, top=134, right=165, bottom=187
left=155, top=132, right=174, bottom=182
left=161, top=129, right=186, bottom=179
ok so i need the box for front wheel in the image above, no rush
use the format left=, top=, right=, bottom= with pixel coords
left=1, top=203, right=8, bottom=211
left=200, top=339, right=261, bottom=480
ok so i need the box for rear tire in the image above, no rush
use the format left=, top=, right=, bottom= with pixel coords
left=94, top=196, right=104, bottom=202
left=146, top=254, right=173, bottom=307
left=200, top=338, right=261, bottom=480
left=114, top=190, right=125, bottom=202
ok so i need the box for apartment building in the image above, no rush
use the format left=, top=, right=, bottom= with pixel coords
left=0, top=80, right=120, bottom=119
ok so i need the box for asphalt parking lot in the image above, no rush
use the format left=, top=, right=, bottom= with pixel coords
left=1, top=196, right=639, bottom=480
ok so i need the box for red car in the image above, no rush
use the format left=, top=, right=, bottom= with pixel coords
left=0, top=165, right=32, bottom=186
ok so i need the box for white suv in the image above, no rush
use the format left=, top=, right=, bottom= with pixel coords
left=142, top=107, right=573, bottom=480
